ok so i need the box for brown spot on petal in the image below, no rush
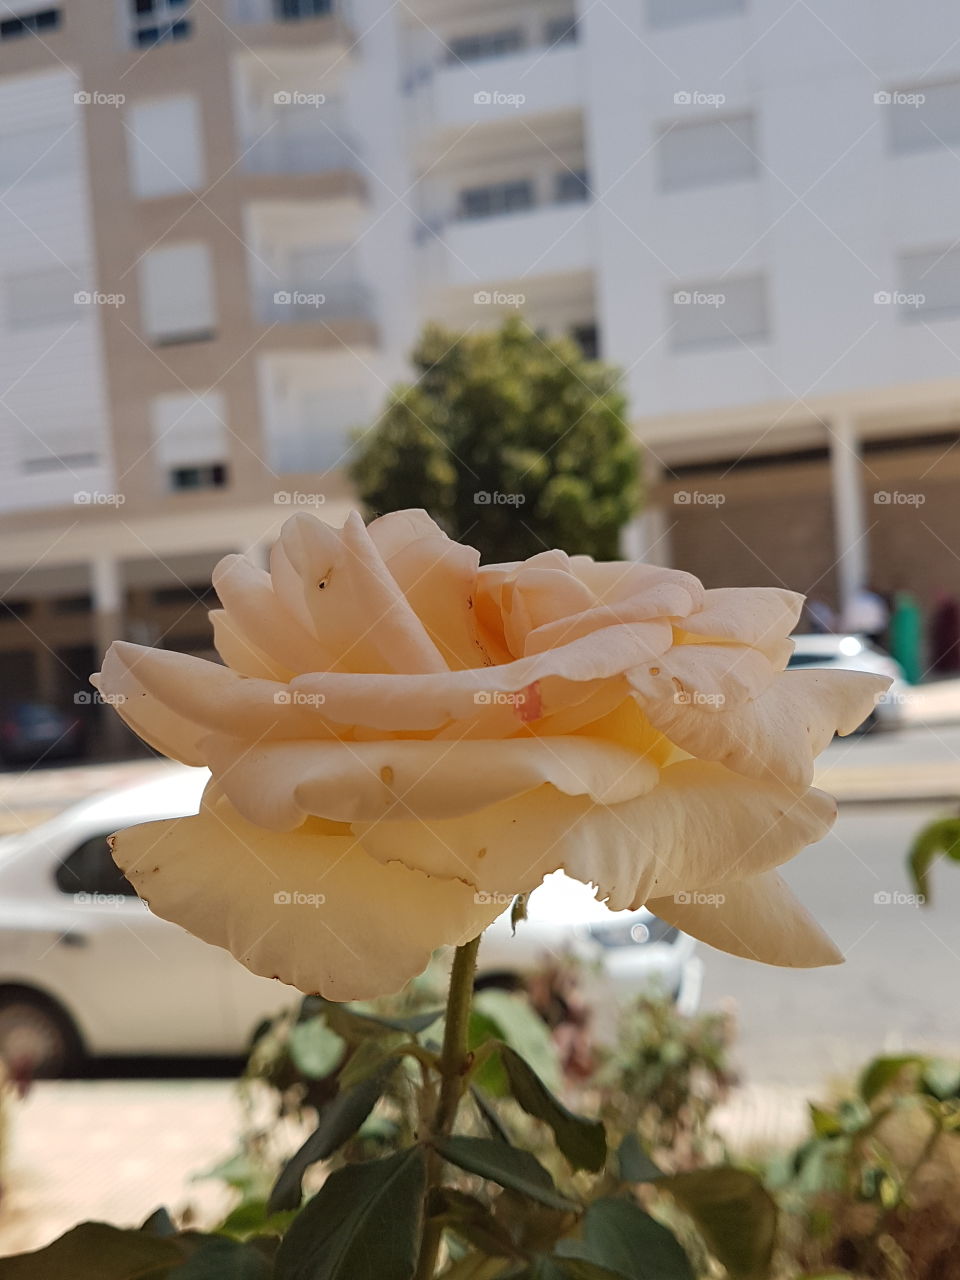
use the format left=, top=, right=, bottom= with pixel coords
left=380, top=765, right=395, bottom=786
left=650, top=667, right=660, bottom=676
left=477, top=847, right=487, bottom=860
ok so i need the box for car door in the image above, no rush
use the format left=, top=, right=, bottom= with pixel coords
left=36, top=828, right=238, bottom=1056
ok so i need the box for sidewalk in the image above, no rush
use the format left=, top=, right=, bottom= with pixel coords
left=0, top=1078, right=813, bottom=1258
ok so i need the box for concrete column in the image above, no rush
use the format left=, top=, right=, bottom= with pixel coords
left=828, top=413, right=867, bottom=621
left=91, top=556, right=127, bottom=758
left=623, top=453, right=672, bottom=566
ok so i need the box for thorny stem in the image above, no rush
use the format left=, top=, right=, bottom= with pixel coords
left=413, top=934, right=482, bottom=1280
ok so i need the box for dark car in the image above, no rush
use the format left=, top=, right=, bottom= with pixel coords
left=0, top=703, right=86, bottom=766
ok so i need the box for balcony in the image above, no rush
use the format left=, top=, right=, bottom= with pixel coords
left=420, top=199, right=597, bottom=290
left=407, top=42, right=584, bottom=141
left=256, top=279, right=373, bottom=325
left=242, top=130, right=360, bottom=177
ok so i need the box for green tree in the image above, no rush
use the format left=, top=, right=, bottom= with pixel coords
left=350, top=319, right=641, bottom=562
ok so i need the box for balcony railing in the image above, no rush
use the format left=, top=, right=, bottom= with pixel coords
left=256, top=280, right=373, bottom=324
left=242, top=131, right=358, bottom=176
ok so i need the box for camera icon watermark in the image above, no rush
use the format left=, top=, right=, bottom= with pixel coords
left=273, top=690, right=326, bottom=707
left=274, top=491, right=325, bottom=507
left=473, top=90, right=526, bottom=108
left=873, top=90, right=925, bottom=107
left=673, top=90, right=726, bottom=108
left=74, top=291, right=125, bottom=308
left=674, top=289, right=725, bottom=308
left=74, top=90, right=125, bottom=107
left=74, top=491, right=126, bottom=506
left=74, top=690, right=127, bottom=706
left=673, top=490, right=726, bottom=506
left=473, top=289, right=524, bottom=308
left=873, top=490, right=926, bottom=506
left=274, top=890, right=326, bottom=907
left=273, top=90, right=326, bottom=107
left=474, top=491, right=526, bottom=506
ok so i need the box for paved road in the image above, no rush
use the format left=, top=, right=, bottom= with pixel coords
left=702, top=797, right=960, bottom=1084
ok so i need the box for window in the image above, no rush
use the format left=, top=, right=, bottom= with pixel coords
left=55, top=834, right=137, bottom=898
left=886, top=79, right=960, bottom=154
left=669, top=274, right=769, bottom=350
left=129, top=0, right=191, bottom=47
left=126, top=95, right=205, bottom=197
left=4, top=266, right=78, bottom=328
left=447, top=28, right=524, bottom=64
left=544, top=15, right=577, bottom=44
left=150, top=390, right=228, bottom=489
left=170, top=463, right=228, bottom=489
left=0, top=124, right=74, bottom=185
left=555, top=169, right=589, bottom=203
left=459, top=180, right=534, bottom=219
left=646, top=0, right=744, bottom=27
left=571, top=323, right=599, bottom=358
left=0, top=7, right=60, bottom=39
left=139, top=243, right=216, bottom=344
left=898, top=245, right=960, bottom=320
left=659, top=112, right=758, bottom=191
left=274, top=0, right=332, bottom=17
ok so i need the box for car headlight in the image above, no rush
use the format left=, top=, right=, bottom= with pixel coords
left=587, top=915, right=678, bottom=949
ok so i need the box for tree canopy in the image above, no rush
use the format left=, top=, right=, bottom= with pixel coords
left=350, top=319, right=641, bottom=563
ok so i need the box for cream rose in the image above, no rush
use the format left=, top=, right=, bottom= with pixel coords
left=93, top=509, right=887, bottom=1000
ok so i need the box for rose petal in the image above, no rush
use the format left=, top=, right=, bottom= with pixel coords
left=110, top=791, right=503, bottom=1002
left=628, top=642, right=777, bottom=707
left=647, top=871, right=842, bottom=967
left=644, top=669, right=891, bottom=788
left=353, top=760, right=837, bottom=912
left=201, top=734, right=661, bottom=829
left=213, top=553, right=332, bottom=674
left=679, top=587, right=804, bottom=658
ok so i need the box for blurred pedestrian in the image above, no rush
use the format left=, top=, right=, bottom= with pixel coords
left=929, top=591, right=960, bottom=674
left=843, top=585, right=889, bottom=645
left=804, top=597, right=836, bottom=633
left=889, top=590, right=923, bottom=685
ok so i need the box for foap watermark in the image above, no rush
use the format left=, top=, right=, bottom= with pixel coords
left=74, top=90, right=125, bottom=108
left=874, top=890, right=925, bottom=907
left=674, top=891, right=726, bottom=907
left=673, top=690, right=725, bottom=707
left=674, top=289, right=725, bottom=308
left=74, top=490, right=125, bottom=506
left=274, top=90, right=326, bottom=108
left=274, top=290, right=325, bottom=308
left=74, top=290, right=125, bottom=308
left=874, top=290, right=925, bottom=309
left=274, top=690, right=326, bottom=707
left=74, top=690, right=127, bottom=707
left=474, top=491, right=525, bottom=506
left=873, top=490, right=926, bottom=506
left=474, top=691, right=527, bottom=708
left=674, top=490, right=725, bottom=506
left=874, top=90, right=925, bottom=107
left=275, top=491, right=325, bottom=508
left=473, top=90, right=526, bottom=108
left=473, top=289, right=525, bottom=308
left=274, top=890, right=326, bottom=907
left=674, top=90, right=726, bottom=108
left=74, top=891, right=131, bottom=907
left=474, top=891, right=514, bottom=906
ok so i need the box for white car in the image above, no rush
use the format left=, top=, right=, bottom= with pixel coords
left=0, top=769, right=701, bottom=1075
left=788, top=633, right=908, bottom=729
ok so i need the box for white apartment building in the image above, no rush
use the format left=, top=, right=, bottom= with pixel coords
left=0, top=0, right=959, bottom=743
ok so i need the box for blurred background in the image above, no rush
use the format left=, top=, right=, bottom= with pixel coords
left=4, top=0, right=960, bottom=1261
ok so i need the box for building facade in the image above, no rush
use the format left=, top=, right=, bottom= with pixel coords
left=1, top=0, right=959, bottom=745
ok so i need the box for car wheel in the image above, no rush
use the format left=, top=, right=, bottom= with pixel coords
left=0, top=992, right=83, bottom=1078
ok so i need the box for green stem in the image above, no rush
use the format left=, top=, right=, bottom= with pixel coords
left=414, top=934, right=482, bottom=1280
